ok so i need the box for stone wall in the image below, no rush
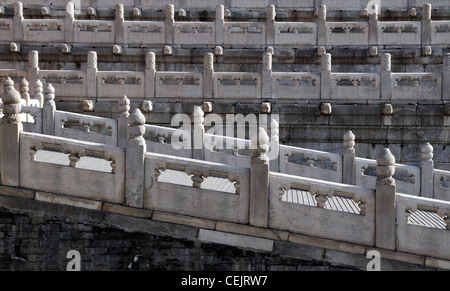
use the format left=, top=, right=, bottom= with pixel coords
left=0, top=193, right=436, bottom=271
left=0, top=207, right=349, bottom=271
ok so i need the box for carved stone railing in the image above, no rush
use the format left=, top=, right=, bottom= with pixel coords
left=223, top=22, right=266, bottom=45
left=200, top=118, right=449, bottom=202
left=155, top=72, right=203, bottom=99
left=326, top=22, right=369, bottom=46
left=144, top=152, right=249, bottom=223
left=390, top=72, right=442, bottom=101
left=433, top=169, right=450, bottom=201
left=279, top=145, right=343, bottom=183
left=39, top=70, right=87, bottom=100
left=123, top=20, right=165, bottom=44
left=378, top=21, right=422, bottom=45
left=20, top=105, right=42, bottom=133
left=23, top=19, right=64, bottom=43
left=203, top=133, right=251, bottom=167
left=213, top=72, right=261, bottom=99
left=8, top=76, right=450, bottom=202
left=330, top=73, right=380, bottom=100
left=17, top=81, right=125, bottom=146
left=174, top=21, right=216, bottom=45
left=1, top=49, right=449, bottom=103
left=396, top=194, right=450, bottom=260
left=274, top=22, right=317, bottom=45
left=3, top=0, right=450, bottom=10
left=431, top=21, right=450, bottom=44
left=54, top=111, right=118, bottom=145
left=355, top=157, right=421, bottom=196
left=19, top=131, right=125, bottom=203
left=144, top=123, right=191, bottom=158
left=269, top=172, right=375, bottom=245
left=271, top=72, right=321, bottom=100
left=3, top=2, right=450, bottom=47
left=97, top=71, right=145, bottom=100
left=73, top=20, right=115, bottom=43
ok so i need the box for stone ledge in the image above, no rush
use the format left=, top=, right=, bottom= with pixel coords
left=152, top=211, right=216, bottom=230
left=102, top=203, right=153, bottom=219
left=374, top=247, right=426, bottom=266
left=198, top=229, right=274, bottom=253
left=426, top=257, right=450, bottom=270
left=273, top=240, right=325, bottom=262
left=0, top=190, right=449, bottom=270
left=104, top=213, right=199, bottom=241
left=35, top=191, right=103, bottom=211
left=216, top=221, right=289, bottom=241
left=0, top=185, right=35, bottom=200
left=0, top=192, right=105, bottom=225
left=322, top=248, right=433, bottom=271
left=288, top=232, right=366, bottom=255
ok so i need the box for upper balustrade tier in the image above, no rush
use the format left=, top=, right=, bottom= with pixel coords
left=1, top=50, right=449, bottom=104
left=0, top=2, right=449, bottom=48
left=2, top=0, right=450, bottom=12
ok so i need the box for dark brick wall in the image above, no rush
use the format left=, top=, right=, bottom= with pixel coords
left=0, top=207, right=358, bottom=271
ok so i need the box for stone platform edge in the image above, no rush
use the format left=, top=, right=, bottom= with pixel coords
left=0, top=184, right=448, bottom=271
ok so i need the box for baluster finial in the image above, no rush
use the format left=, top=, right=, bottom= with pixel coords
left=376, top=148, right=396, bottom=186
left=1, top=77, right=22, bottom=122
left=128, top=108, right=146, bottom=145
left=44, top=83, right=55, bottom=106
left=251, top=127, right=270, bottom=161
left=317, top=4, right=326, bottom=20
left=19, top=77, right=29, bottom=106
left=33, top=80, right=44, bottom=107
left=166, top=4, right=174, bottom=20
left=343, top=131, right=355, bottom=153
left=421, top=142, right=434, bottom=163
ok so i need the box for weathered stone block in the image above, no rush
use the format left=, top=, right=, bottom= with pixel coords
left=426, top=257, right=450, bottom=270
left=102, top=203, right=153, bottom=219
left=198, top=229, right=274, bottom=252
left=324, top=249, right=369, bottom=270
left=0, top=185, right=34, bottom=200
left=329, top=105, right=381, bottom=126
left=417, top=105, right=444, bottom=126
left=35, top=192, right=102, bottom=211
left=105, top=213, right=198, bottom=241
left=273, top=240, right=324, bottom=262
left=0, top=122, right=21, bottom=187
left=330, top=114, right=381, bottom=126
left=388, top=126, right=448, bottom=144
left=399, top=143, right=423, bottom=163
left=391, top=104, right=417, bottom=125
left=216, top=221, right=289, bottom=241
left=152, top=211, right=216, bottom=230
left=288, top=233, right=365, bottom=255
left=432, top=145, right=450, bottom=164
